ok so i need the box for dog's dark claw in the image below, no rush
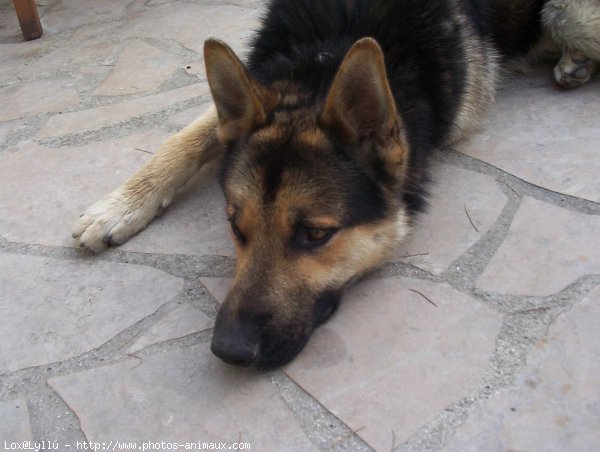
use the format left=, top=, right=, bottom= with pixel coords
left=107, top=236, right=122, bottom=247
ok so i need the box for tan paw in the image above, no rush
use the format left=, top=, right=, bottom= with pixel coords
left=72, top=189, right=167, bottom=252
left=554, top=50, right=599, bottom=89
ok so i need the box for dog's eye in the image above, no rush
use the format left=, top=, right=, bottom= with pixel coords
left=307, top=227, right=329, bottom=241
left=228, top=219, right=246, bottom=244
left=294, top=226, right=337, bottom=250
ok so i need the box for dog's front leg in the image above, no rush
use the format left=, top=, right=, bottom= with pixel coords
left=73, top=105, right=221, bottom=252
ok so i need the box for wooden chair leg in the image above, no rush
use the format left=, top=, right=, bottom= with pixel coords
left=13, top=0, right=43, bottom=41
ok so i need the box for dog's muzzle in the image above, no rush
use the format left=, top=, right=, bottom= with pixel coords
left=210, top=290, right=342, bottom=368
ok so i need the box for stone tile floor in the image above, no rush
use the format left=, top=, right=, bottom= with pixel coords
left=0, top=1, right=599, bottom=451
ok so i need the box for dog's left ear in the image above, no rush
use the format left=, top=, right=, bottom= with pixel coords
left=320, top=38, right=408, bottom=179
left=204, top=39, right=274, bottom=144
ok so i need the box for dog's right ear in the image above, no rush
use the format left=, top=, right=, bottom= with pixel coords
left=204, top=39, right=273, bottom=144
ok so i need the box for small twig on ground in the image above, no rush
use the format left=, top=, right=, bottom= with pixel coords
left=390, top=430, right=397, bottom=452
left=330, top=425, right=365, bottom=448
left=464, top=203, right=479, bottom=232
left=135, top=147, right=154, bottom=154
left=126, top=353, right=144, bottom=368
left=409, top=288, right=438, bottom=307
left=514, top=306, right=550, bottom=315
left=506, top=183, right=521, bottom=198
left=401, top=252, right=430, bottom=258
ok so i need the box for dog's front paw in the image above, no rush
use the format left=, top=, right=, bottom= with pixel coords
left=72, top=189, right=164, bottom=252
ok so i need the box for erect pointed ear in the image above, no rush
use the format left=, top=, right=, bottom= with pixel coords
left=320, top=38, right=408, bottom=181
left=204, top=39, right=274, bottom=144
left=321, top=38, right=400, bottom=142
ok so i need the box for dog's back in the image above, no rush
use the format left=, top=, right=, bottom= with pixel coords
left=248, top=0, right=545, bottom=142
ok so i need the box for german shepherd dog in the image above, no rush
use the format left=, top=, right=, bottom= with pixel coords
left=73, top=0, right=600, bottom=368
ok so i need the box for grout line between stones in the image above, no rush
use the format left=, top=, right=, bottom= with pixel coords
left=437, top=148, right=600, bottom=215
left=35, top=93, right=213, bottom=147
left=439, top=193, right=521, bottom=291
left=26, top=382, right=88, bottom=446
left=0, top=94, right=213, bottom=154
left=0, top=237, right=236, bottom=280
left=266, top=371, right=374, bottom=452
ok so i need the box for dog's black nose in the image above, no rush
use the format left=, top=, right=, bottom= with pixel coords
left=211, top=315, right=260, bottom=367
left=211, top=335, right=259, bottom=366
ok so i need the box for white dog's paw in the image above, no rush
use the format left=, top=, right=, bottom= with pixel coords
left=72, top=189, right=166, bottom=252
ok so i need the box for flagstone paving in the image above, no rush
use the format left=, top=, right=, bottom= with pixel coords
left=0, top=398, right=33, bottom=441
left=442, top=287, right=600, bottom=452
left=0, top=1, right=599, bottom=451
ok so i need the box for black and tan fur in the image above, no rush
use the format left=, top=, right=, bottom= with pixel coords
left=73, top=0, right=600, bottom=368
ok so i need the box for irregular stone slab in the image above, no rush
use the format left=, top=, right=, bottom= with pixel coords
left=0, top=133, right=234, bottom=255
left=16, top=35, right=119, bottom=80
left=199, top=277, right=233, bottom=304
left=0, top=399, right=33, bottom=441
left=0, top=122, right=11, bottom=144
left=94, top=41, right=181, bottom=96
left=49, top=344, right=316, bottom=450
left=456, top=68, right=600, bottom=202
left=443, top=287, right=600, bottom=452
left=129, top=303, right=213, bottom=353
left=0, top=131, right=168, bottom=248
left=476, top=197, right=600, bottom=296
left=118, top=2, right=261, bottom=56
left=38, top=83, right=209, bottom=138
left=0, top=254, right=182, bottom=372
left=0, top=77, right=80, bottom=122
left=166, top=103, right=212, bottom=129
left=0, top=40, right=51, bottom=85
left=395, top=162, right=507, bottom=274
left=41, top=0, right=129, bottom=35
left=286, top=277, right=502, bottom=451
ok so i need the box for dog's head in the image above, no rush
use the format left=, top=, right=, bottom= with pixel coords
left=205, top=38, right=411, bottom=368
